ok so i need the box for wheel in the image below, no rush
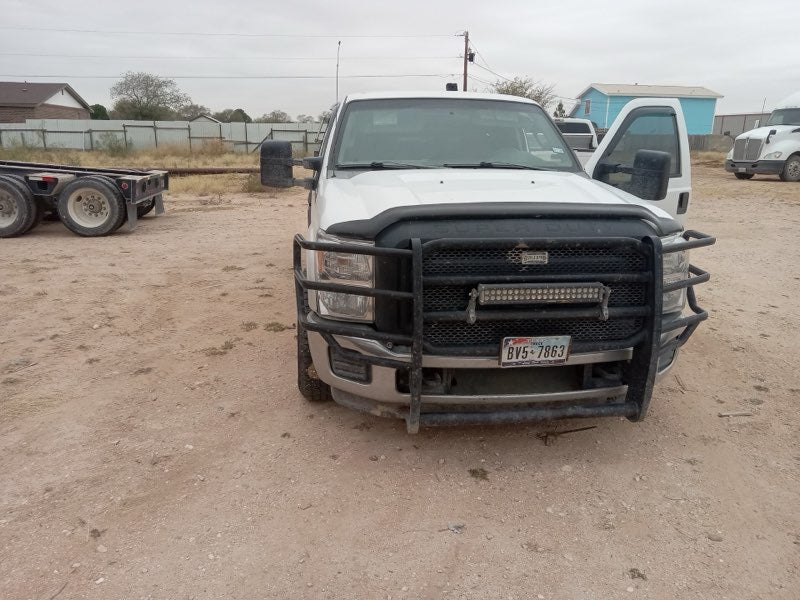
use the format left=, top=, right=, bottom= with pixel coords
left=779, top=155, right=800, bottom=182
left=136, top=196, right=157, bottom=218
left=734, top=172, right=754, bottom=180
left=297, top=302, right=332, bottom=403
left=0, top=175, right=37, bottom=238
left=24, top=198, right=45, bottom=233
left=56, top=176, right=126, bottom=237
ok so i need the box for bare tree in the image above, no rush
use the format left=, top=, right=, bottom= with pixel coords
left=492, top=77, right=557, bottom=110
left=110, top=72, right=192, bottom=120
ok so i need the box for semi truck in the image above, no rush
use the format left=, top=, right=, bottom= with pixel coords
left=261, top=91, right=714, bottom=433
left=724, top=91, right=800, bottom=181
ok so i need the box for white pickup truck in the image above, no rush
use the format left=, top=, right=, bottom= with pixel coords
left=724, top=91, right=800, bottom=181
left=261, top=91, right=714, bottom=433
left=553, top=117, right=599, bottom=167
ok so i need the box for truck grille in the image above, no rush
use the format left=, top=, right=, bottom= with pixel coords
left=733, top=137, right=762, bottom=161
left=745, top=138, right=762, bottom=161
left=732, top=138, right=747, bottom=160
left=421, top=244, right=648, bottom=353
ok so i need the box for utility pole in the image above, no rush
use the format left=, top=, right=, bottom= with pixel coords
left=335, top=40, right=342, bottom=103
left=462, top=30, right=469, bottom=92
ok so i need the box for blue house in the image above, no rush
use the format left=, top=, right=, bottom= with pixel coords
left=570, top=83, right=723, bottom=134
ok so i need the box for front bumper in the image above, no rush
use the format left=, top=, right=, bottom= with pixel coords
left=294, top=231, right=715, bottom=433
left=725, top=159, right=784, bottom=175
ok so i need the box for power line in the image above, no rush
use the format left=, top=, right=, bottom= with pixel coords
left=0, top=53, right=459, bottom=61
left=0, top=26, right=456, bottom=38
left=0, top=73, right=457, bottom=80
left=472, top=62, right=513, bottom=83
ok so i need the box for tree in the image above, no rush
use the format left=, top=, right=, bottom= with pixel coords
left=175, top=103, right=210, bottom=120
left=296, top=114, right=315, bottom=123
left=212, top=108, right=252, bottom=123
left=317, top=110, right=332, bottom=122
left=492, top=77, right=557, bottom=110
left=256, top=110, right=292, bottom=123
left=109, top=71, right=192, bottom=120
left=553, top=101, right=566, bottom=118
left=89, top=104, right=109, bottom=120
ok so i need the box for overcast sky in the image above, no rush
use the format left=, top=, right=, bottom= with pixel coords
left=1, top=0, right=797, bottom=118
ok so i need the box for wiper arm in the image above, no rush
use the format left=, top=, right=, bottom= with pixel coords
left=442, top=162, right=549, bottom=171
left=335, top=161, right=436, bottom=170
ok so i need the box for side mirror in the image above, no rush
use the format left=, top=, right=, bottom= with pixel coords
left=629, top=149, right=670, bottom=201
left=260, top=141, right=294, bottom=187
left=766, top=129, right=777, bottom=144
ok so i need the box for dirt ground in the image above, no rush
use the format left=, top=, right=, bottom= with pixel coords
left=1, top=165, right=798, bottom=599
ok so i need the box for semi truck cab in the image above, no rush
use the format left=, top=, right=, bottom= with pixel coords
left=262, top=91, right=714, bottom=433
left=724, top=91, right=800, bottom=182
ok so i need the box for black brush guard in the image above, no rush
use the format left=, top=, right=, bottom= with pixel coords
left=293, top=230, right=714, bottom=433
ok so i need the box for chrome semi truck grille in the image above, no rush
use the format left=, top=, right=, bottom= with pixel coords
left=733, top=137, right=762, bottom=161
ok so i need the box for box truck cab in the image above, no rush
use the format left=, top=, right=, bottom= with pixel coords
left=725, top=91, right=800, bottom=181
left=261, top=92, right=714, bottom=433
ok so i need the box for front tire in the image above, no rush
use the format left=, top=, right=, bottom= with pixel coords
left=57, top=176, right=126, bottom=236
left=297, top=312, right=332, bottom=403
left=734, top=172, right=754, bottom=180
left=779, top=155, right=800, bottom=182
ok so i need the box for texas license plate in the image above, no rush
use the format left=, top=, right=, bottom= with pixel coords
left=500, top=336, right=572, bottom=367
left=737, top=167, right=746, bottom=173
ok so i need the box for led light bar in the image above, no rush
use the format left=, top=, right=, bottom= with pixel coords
left=477, top=282, right=608, bottom=305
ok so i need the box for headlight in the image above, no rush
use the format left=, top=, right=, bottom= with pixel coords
left=726, top=148, right=733, bottom=159
left=764, top=151, right=783, bottom=159
left=662, top=235, right=689, bottom=314
left=313, top=231, right=374, bottom=321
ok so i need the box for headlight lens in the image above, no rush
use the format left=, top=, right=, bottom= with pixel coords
left=764, top=151, right=783, bottom=159
left=662, top=235, right=689, bottom=314
left=313, top=231, right=374, bottom=321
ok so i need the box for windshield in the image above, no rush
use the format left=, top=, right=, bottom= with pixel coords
left=556, top=121, right=591, bottom=134
left=331, top=98, right=579, bottom=172
left=766, top=108, right=800, bottom=126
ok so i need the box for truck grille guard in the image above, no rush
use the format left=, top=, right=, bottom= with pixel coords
left=293, top=230, right=715, bottom=433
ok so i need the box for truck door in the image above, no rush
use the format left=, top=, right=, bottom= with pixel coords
left=584, top=98, right=691, bottom=223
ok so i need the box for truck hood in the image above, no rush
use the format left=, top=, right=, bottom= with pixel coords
left=736, top=125, right=798, bottom=140
left=318, top=169, right=673, bottom=231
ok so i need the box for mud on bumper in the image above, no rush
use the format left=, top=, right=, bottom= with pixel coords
left=293, top=231, right=715, bottom=433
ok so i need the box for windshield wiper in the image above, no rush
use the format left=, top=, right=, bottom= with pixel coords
left=442, top=162, right=550, bottom=171
left=335, top=161, right=436, bottom=170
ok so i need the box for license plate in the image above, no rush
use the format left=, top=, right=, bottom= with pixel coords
left=737, top=167, right=746, bottom=173
left=500, top=336, right=571, bottom=367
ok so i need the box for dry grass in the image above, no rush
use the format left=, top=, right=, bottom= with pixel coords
left=0, top=144, right=259, bottom=169
left=691, top=151, right=727, bottom=168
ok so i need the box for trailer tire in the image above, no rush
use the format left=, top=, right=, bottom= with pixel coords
left=297, top=302, right=332, bottom=403
left=779, top=155, right=800, bottom=182
left=0, top=175, right=37, bottom=238
left=136, top=197, right=156, bottom=218
left=734, top=172, right=754, bottom=180
left=57, top=177, right=126, bottom=236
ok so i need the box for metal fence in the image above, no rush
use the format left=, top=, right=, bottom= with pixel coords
left=0, top=119, right=325, bottom=154
left=712, top=113, right=770, bottom=137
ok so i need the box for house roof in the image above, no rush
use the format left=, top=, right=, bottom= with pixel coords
left=0, top=82, right=91, bottom=109
left=190, top=114, right=221, bottom=123
left=577, top=83, right=723, bottom=99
